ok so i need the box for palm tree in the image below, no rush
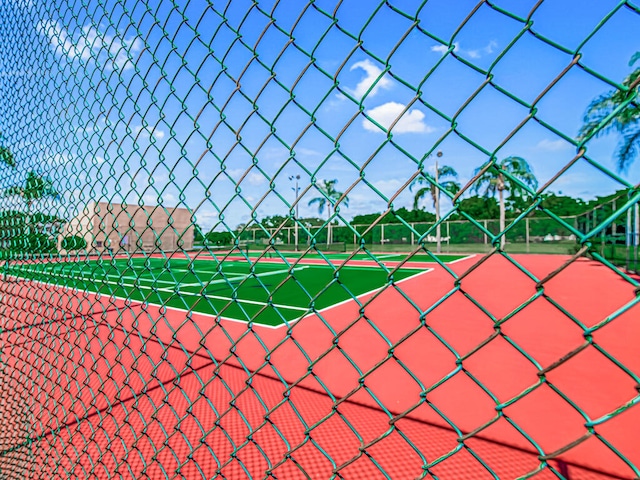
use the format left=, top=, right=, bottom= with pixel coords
left=307, top=179, right=349, bottom=246
left=473, top=156, right=538, bottom=248
left=410, top=163, right=460, bottom=253
left=410, top=166, right=460, bottom=210
left=579, top=52, right=640, bottom=173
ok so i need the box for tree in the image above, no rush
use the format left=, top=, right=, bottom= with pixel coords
left=473, top=157, right=538, bottom=248
left=538, top=193, right=588, bottom=217
left=3, top=171, right=60, bottom=254
left=204, top=230, right=232, bottom=245
left=351, top=209, right=436, bottom=226
left=5, top=171, right=59, bottom=215
left=0, top=145, right=15, bottom=168
left=61, top=235, right=87, bottom=251
left=455, top=196, right=500, bottom=220
left=579, top=52, right=640, bottom=173
left=193, top=223, right=206, bottom=244
left=410, top=166, right=460, bottom=211
left=410, top=164, right=460, bottom=252
left=307, top=179, right=349, bottom=246
left=0, top=141, right=63, bottom=256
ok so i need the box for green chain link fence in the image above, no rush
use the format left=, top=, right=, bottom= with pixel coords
left=1, top=0, right=639, bottom=478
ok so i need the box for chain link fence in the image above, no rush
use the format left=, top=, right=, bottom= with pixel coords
left=1, top=1, right=639, bottom=479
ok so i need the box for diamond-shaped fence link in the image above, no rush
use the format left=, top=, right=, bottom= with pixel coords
left=0, top=1, right=639, bottom=479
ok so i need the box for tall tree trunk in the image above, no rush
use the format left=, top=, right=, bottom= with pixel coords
left=499, top=175, right=505, bottom=249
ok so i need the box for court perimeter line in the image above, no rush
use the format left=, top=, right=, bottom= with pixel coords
left=121, top=266, right=436, bottom=330
left=9, top=264, right=310, bottom=292
left=374, top=254, right=403, bottom=260
left=290, top=267, right=435, bottom=328
left=1, top=274, right=307, bottom=328
left=3, top=265, right=435, bottom=330
left=444, top=254, right=477, bottom=265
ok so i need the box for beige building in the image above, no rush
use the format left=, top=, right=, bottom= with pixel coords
left=61, top=201, right=195, bottom=253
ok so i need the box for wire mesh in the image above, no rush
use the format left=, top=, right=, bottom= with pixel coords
left=1, top=1, right=639, bottom=479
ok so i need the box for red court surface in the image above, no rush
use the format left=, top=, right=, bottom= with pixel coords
left=1, top=253, right=639, bottom=479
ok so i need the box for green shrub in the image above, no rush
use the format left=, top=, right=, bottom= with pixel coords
left=205, top=230, right=233, bottom=245
left=61, top=235, right=87, bottom=251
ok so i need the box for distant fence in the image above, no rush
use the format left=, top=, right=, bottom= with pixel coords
left=239, top=209, right=640, bottom=266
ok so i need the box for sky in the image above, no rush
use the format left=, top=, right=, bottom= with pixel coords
left=0, top=0, right=639, bottom=232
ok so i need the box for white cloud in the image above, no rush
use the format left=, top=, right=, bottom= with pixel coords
left=536, top=138, right=571, bottom=151
left=259, top=147, right=289, bottom=161
left=78, top=124, right=97, bottom=135
left=333, top=191, right=387, bottom=218
left=363, top=102, right=434, bottom=134
left=431, top=40, right=497, bottom=59
left=295, top=147, right=323, bottom=158
left=223, top=168, right=266, bottom=186
left=467, top=49, right=481, bottom=59
left=347, top=59, right=393, bottom=99
left=46, top=153, right=73, bottom=166
left=247, top=172, right=266, bottom=186
left=1, top=0, right=34, bottom=8
left=372, top=179, right=403, bottom=197
left=257, top=146, right=322, bottom=162
left=76, top=117, right=106, bottom=136
left=431, top=43, right=459, bottom=54
left=484, top=40, right=498, bottom=54
left=152, top=172, right=169, bottom=184
left=553, top=173, right=585, bottom=186
left=37, top=20, right=142, bottom=71
left=227, top=168, right=245, bottom=178
left=192, top=210, right=219, bottom=230
left=134, top=125, right=165, bottom=140
left=142, top=192, right=176, bottom=205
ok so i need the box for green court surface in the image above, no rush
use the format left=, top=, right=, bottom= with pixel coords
left=3, top=256, right=430, bottom=326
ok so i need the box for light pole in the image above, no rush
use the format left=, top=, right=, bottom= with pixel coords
left=289, top=175, right=300, bottom=251
left=435, top=151, right=442, bottom=254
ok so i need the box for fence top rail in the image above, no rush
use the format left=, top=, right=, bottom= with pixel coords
left=244, top=214, right=590, bottom=231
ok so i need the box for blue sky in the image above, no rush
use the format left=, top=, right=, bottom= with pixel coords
left=1, top=0, right=639, bottom=231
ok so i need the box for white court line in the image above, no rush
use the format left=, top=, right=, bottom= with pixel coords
left=15, top=262, right=297, bottom=289
left=13, top=265, right=200, bottom=287
left=9, top=264, right=312, bottom=312
left=128, top=283, right=309, bottom=312
left=4, top=263, right=431, bottom=329
left=4, top=271, right=308, bottom=313
left=295, top=267, right=434, bottom=324
left=201, top=266, right=309, bottom=285
left=169, top=266, right=308, bottom=288
left=366, top=253, right=476, bottom=264
left=445, top=254, right=477, bottom=265
left=375, top=254, right=402, bottom=260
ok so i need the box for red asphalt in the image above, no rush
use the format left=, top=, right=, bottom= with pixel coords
left=1, top=253, right=638, bottom=479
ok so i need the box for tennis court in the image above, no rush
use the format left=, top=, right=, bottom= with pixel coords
left=1, top=251, right=465, bottom=326
left=2, top=252, right=639, bottom=479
